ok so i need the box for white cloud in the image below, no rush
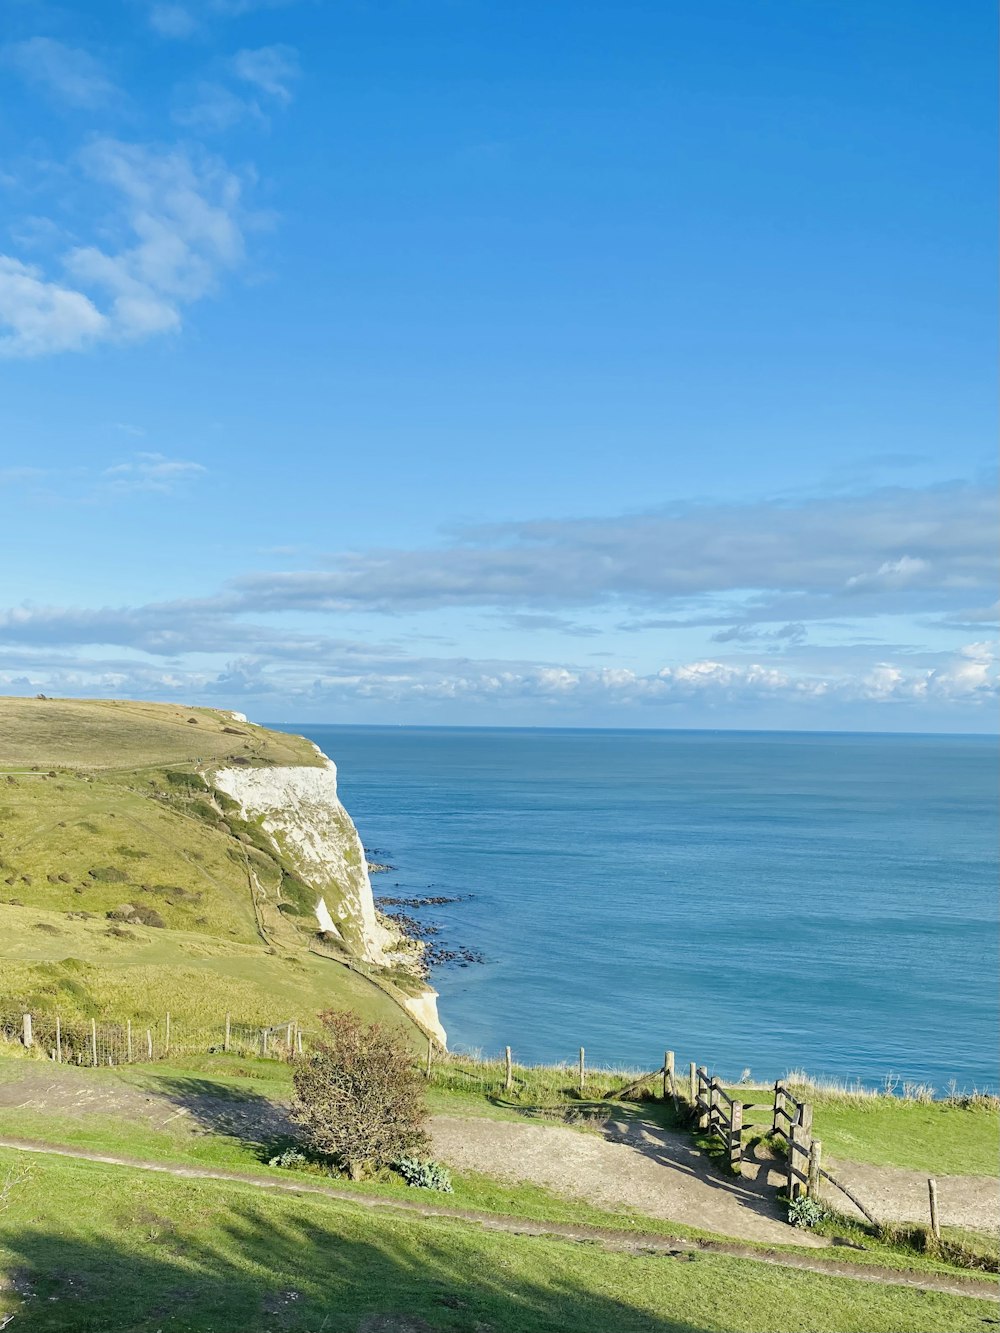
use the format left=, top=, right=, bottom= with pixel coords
left=0, top=138, right=249, bottom=356
left=148, top=4, right=199, bottom=38
left=173, top=82, right=264, bottom=134
left=102, top=452, right=207, bottom=494
left=231, top=45, right=299, bottom=102
left=3, top=38, right=116, bottom=108
left=0, top=257, right=107, bottom=356
left=845, top=555, right=930, bottom=592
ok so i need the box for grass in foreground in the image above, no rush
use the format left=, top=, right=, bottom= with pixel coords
left=0, top=1055, right=992, bottom=1283
left=0, top=1151, right=995, bottom=1333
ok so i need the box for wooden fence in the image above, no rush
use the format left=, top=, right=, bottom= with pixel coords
left=2, top=1007, right=306, bottom=1067
left=692, top=1065, right=745, bottom=1171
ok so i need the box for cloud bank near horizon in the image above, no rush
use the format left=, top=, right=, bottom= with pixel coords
left=0, top=478, right=996, bottom=727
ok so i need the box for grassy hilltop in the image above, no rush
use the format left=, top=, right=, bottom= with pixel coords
left=0, top=696, right=416, bottom=1039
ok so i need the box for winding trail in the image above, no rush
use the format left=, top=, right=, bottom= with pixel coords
left=0, top=1135, right=996, bottom=1302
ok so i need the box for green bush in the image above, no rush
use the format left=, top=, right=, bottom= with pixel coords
left=395, top=1157, right=454, bottom=1192
left=788, top=1195, right=828, bottom=1228
left=268, top=1148, right=309, bottom=1170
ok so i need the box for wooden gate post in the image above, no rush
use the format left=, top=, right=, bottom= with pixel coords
left=165, top=1011, right=171, bottom=1056
left=224, top=1013, right=231, bottom=1053
left=21, top=1013, right=32, bottom=1048
left=126, top=1019, right=133, bottom=1063
left=425, top=1036, right=433, bottom=1077
left=787, top=1116, right=799, bottom=1199
left=504, top=1046, right=513, bottom=1092
left=663, top=1050, right=674, bottom=1101
left=689, top=1061, right=697, bottom=1108
left=807, top=1138, right=822, bottom=1197
left=55, top=1015, right=62, bottom=1064
left=729, top=1098, right=743, bottom=1172
left=146, top=1029, right=153, bottom=1060
left=578, top=1047, right=585, bottom=1093
left=91, top=1018, right=98, bottom=1067
left=697, top=1067, right=709, bottom=1129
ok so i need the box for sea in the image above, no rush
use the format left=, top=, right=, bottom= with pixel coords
left=274, top=726, right=999, bottom=1091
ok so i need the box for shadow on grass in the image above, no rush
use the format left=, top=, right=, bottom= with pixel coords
left=3, top=1203, right=710, bottom=1333
left=138, top=1074, right=295, bottom=1162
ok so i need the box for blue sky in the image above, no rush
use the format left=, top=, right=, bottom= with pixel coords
left=1, top=0, right=996, bottom=729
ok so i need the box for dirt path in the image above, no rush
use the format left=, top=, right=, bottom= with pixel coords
left=431, top=1113, right=816, bottom=1248
left=823, top=1156, right=999, bottom=1234
left=0, top=1136, right=996, bottom=1302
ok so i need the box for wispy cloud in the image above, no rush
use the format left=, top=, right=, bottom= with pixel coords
left=0, top=138, right=249, bottom=356
left=231, top=45, right=299, bottom=102
left=102, top=452, right=206, bottom=494
left=221, top=482, right=997, bottom=625
left=0, top=453, right=205, bottom=502
left=3, top=38, right=117, bottom=109
left=147, top=4, right=200, bottom=39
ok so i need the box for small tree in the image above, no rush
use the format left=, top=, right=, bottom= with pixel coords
left=291, top=1009, right=428, bottom=1179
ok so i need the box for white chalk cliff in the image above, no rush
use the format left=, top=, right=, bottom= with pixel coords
left=213, top=747, right=445, bottom=1046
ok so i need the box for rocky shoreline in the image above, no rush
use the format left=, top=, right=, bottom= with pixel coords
left=374, top=884, right=484, bottom=972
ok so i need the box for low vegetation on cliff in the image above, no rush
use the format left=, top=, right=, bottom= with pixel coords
left=0, top=696, right=423, bottom=1042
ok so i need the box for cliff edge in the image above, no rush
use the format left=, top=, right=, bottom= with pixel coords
left=213, top=744, right=446, bottom=1046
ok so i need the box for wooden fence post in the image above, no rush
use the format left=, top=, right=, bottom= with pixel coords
left=146, top=1029, right=153, bottom=1060
left=126, top=1019, right=133, bottom=1063
left=928, top=1179, right=941, bottom=1241
left=260, top=1028, right=268, bottom=1057
left=91, top=1018, right=98, bottom=1067
left=689, top=1061, right=697, bottom=1107
left=165, top=1011, right=171, bottom=1056
left=504, top=1046, right=513, bottom=1092
left=286, top=1022, right=293, bottom=1047
left=729, top=1098, right=743, bottom=1172
left=425, top=1036, right=433, bottom=1078
left=578, top=1047, right=585, bottom=1093
left=22, top=1013, right=32, bottom=1048
left=224, top=1013, right=231, bottom=1053
left=697, top=1067, right=709, bottom=1129
left=296, top=1028, right=303, bottom=1056
left=808, top=1138, right=822, bottom=1197
left=787, top=1116, right=799, bottom=1199
left=663, top=1050, right=674, bottom=1101
left=55, top=1015, right=62, bottom=1064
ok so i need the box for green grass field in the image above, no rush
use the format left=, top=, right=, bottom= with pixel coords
left=0, top=1150, right=994, bottom=1333
left=779, top=1081, right=1000, bottom=1176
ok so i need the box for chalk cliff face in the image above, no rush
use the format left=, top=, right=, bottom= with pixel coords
left=212, top=747, right=445, bottom=1046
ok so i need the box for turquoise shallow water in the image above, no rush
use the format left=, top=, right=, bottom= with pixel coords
left=276, top=726, right=998, bottom=1089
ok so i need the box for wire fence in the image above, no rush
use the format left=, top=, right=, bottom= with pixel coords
left=0, top=1005, right=308, bottom=1067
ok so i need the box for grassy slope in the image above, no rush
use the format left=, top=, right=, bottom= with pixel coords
left=0, top=697, right=412, bottom=1037
left=0, top=1054, right=993, bottom=1281
left=780, top=1086, right=1000, bottom=1177
left=1, top=1153, right=994, bottom=1333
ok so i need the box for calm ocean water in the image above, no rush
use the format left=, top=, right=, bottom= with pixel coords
left=277, top=726, right=998, bottom=1090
